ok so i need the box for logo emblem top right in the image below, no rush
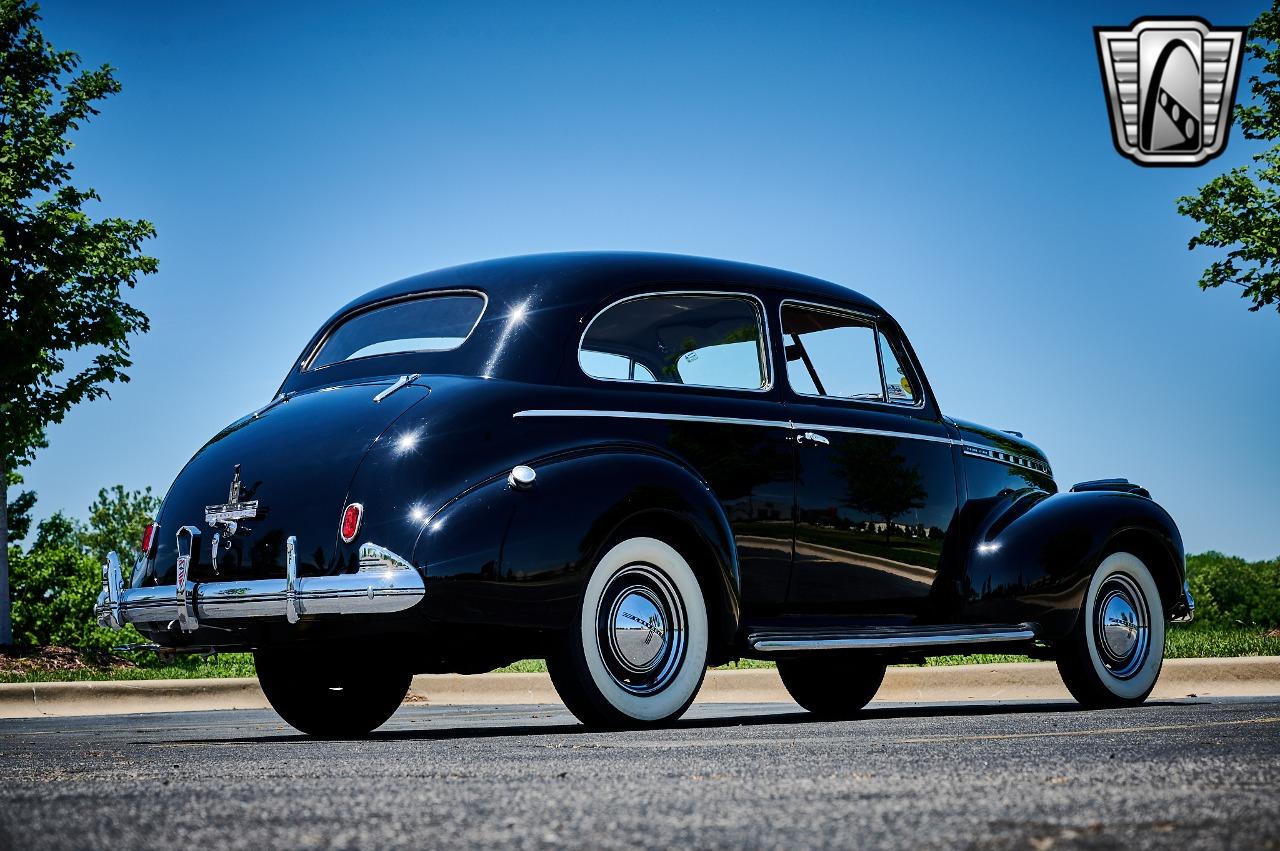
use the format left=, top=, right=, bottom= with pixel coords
left=1095, top=17, right=1248, bottom=166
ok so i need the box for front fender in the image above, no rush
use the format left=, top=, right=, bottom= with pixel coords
left=956, top=489, right=1185, bottom=638
left=410, top=448, right=741, bottom=647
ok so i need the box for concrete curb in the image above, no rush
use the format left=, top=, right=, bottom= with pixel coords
left=1, top=656, right=1277, bottom=719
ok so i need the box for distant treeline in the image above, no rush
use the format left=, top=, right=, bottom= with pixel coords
left=1186, top=551, right=1280, bottom=631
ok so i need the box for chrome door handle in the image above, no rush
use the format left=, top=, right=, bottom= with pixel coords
left=797, top=431, right=830, bottom=446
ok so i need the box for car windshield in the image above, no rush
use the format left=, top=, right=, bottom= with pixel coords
left=308, top=293, right=486, bottom=369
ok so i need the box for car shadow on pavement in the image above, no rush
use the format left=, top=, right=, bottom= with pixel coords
left=176, top=699, right=1194, bottom=745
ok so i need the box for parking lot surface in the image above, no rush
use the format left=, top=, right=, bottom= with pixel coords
left=1, top=697, right=1277, bottom=849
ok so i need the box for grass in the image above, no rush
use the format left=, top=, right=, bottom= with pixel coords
left=3, top=626, right=1277, bottom=683
left=0, top=648, right=255, bottom=684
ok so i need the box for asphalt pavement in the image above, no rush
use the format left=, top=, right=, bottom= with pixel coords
left=0, top=697, right=1277, bottom=850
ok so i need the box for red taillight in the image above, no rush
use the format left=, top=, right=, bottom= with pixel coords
left=140, top=522, right=157, bottom=557
left=340, top=503, right=363, bottom=543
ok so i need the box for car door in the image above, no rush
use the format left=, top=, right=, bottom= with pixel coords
left=575, top=290, right=797, bottom=613
left=779, top=300, right=959, bottom=620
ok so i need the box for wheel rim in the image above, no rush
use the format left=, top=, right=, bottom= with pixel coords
left=1093, top=572, right=1151, bottom=679
left=595, top=563, right=687, bottom=695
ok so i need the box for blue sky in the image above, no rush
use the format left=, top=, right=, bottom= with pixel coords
left=20, top=0, right=1279, bottom=559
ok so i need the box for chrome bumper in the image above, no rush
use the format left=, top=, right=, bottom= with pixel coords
left=95, top=540, right=425, bottom=632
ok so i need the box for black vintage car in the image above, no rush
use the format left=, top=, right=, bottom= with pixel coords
left=96, top=253, right=1193, bottom=734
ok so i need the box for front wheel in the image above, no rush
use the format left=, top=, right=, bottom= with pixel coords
left=548, top=536, right=709, bottom=729
left=1056, top=551, right=1166, bottom=708
left=255, top=647, right=411, bottom=737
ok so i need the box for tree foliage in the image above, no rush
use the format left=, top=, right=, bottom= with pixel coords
left=81, top=484, right=159, bottom=566
left=1177, top=1, right=1280, bottom=314
left=0, top=0, right=157, bottom=642
left=1185, top=551, right=1280, bottom=630
left=8, top=486, right=154, bottom=650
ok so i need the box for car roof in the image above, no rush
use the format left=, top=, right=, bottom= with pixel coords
left=331, top=252, right=885, bottom=319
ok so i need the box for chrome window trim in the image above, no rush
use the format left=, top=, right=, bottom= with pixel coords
left=777, top=298, right=927, bottom=411
left=302, top=289, right=490, bottom=373
left=577, top=290, right=774, bottom=394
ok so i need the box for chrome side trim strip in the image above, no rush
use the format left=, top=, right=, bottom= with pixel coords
left=512, top=411, right=1053, bottom=472
left=791, top=421, right=956, bottom=445
left=749, top=625, right=1037, bottom=653
left=513, top=409, right=955, bottom=445
left=513, top=409, right=793, bottom=430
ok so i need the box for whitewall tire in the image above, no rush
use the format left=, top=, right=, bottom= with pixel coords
left=548, top=536, right=709, bottom=728
left=1057, top=551, right=1165, bottom=707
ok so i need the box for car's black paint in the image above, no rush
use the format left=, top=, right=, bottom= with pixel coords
left=138, top=252, right=1186, bottom=670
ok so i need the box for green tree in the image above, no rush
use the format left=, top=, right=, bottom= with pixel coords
left=1177, top=1, right=1280, bottom=314
left=8, top=486, right=155, bottom=650
left=0, top=1, right=157, bottom=643
left=1185, top=550, right=1280, bottom=629
left=81, top=484, right=160, bottom=566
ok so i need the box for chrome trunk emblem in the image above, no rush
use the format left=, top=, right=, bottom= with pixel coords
left=205, top=466, right=261, bottom=574
left=205, top=465, right=261, bottom=524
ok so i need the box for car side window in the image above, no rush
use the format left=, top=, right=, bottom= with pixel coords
left=578, top=350, right=656, bottom=382
left=580, top=294, right=768, bottom=390
left=781, top=304, right=884, bottom=401
left=879, top=330, right=917, bottom=404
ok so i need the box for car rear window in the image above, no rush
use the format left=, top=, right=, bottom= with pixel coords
left=579, top=294, right=768, bottom=391
left=308, top=293, right=486, bottom=369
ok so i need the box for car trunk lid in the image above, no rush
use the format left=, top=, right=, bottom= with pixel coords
left=149, top=378, right=429, bottom=585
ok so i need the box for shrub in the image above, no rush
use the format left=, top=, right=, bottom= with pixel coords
left=7, top=488, right=157, bottom=652
left=1185, top=551, right=1280, bottom=630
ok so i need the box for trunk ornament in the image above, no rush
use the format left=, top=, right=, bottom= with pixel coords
left=205, top=465, right=262, bottom=573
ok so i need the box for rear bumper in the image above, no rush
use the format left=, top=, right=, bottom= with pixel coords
left=95, top=541, right=425, bottom=632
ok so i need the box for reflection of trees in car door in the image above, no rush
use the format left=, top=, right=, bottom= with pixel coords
left=834, top=436, right=926, bottom=543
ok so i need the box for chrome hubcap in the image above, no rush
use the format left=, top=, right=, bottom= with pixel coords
left=610, top=589, right=667, bottom=671
left=1093, top=574, right=1151, bottom=679
left=596, top=564, right=687, bottom=695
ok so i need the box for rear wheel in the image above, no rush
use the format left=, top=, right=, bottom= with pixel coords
left=547, top=535, right=709, bottom=729
left=255, top=647, right=411, bottom=737
left=1056, top=551, right=1165, bottom=708
left=778, top=657, right=886, bottom=718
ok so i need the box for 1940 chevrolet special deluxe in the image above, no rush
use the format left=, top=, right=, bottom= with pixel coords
left=96, top=253, right=1193, bottom=735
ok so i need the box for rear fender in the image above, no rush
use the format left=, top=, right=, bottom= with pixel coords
left=411, top=448, right=741, bottom=652
left=957, top=489, right=1185, bottom=638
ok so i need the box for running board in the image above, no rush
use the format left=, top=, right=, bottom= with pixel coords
left=747, top=623, right=1038, bottom=653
